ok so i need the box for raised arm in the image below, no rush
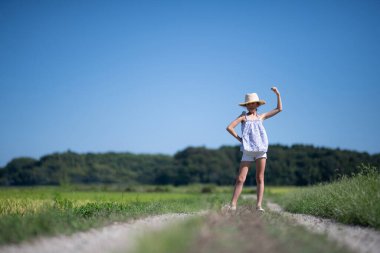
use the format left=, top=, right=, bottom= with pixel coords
left=261, top=87, right=282, bottom=120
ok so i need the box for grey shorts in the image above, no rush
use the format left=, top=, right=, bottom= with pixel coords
left=241, top=151, right=267, bottom=162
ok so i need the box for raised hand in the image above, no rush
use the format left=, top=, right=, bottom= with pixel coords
left=271, top=87, right=280, bottom=95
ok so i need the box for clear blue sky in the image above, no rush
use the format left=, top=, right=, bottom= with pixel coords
left=1, top=0, right=379, bottom=167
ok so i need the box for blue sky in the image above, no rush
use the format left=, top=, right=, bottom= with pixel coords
left=1, top=0, right=379, bottom=167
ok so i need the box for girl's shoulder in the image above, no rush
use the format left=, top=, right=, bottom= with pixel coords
left=239, top=111, right=247, bottom=122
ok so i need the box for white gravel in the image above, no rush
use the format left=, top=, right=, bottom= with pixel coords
left=242, top=194, right=380, bottom=253
left=266, top=202, right=380, bottom=253
left=0, top=212, right=206, bottom=253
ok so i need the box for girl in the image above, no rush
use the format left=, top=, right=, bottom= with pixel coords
left=224, top=87, right=282, bottom=212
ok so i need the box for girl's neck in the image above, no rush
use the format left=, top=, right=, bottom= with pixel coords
left=248, top=110, right=257, bottom=116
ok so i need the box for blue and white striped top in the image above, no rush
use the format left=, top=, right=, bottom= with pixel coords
left=240, top=112, right=269, bottom=152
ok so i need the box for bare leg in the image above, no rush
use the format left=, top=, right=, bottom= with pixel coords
left=255, top=158, right=267, bottom=208
left=231, top=161, right=251, bottom=207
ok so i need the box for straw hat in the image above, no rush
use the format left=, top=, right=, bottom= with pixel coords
left=239, top=93, right=266, bottom=106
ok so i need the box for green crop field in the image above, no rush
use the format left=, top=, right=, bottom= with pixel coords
left=0, top=184, right=257, bottom=245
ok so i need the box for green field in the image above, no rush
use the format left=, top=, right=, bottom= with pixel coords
left=0, top=184, right=255, bottom=245
left=266, top=164, right=380, bottom=229
left=1, top=164, right=378, bottom=253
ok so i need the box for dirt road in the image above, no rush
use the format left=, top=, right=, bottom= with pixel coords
left=242, top=194, right=380, bottom=253
left=0, top=212, right=205, bottom=253
left=1, top=197, right=379, bottom=253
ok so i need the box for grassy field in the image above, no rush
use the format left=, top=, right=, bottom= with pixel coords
left=1, top=163, right=378, bottom=251
left=266, top=164, right=380, bottom=229
left=1, top=184, right=350, bottom=253
left=0, top=184, right=255, bottom=245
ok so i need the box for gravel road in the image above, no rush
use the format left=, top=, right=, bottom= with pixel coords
left=242, top=194, right=380, bottom=253
left=1, top=196, right=379, bottom=253
left=0, top=212, right=206, bottom=253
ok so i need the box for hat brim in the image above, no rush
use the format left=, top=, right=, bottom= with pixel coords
left=239, top=100, right=266, bottom=106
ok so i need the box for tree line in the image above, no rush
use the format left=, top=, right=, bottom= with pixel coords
left=0, top=144, right=379, bottom=186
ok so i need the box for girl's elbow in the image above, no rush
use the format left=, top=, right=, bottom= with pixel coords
left=226, top=125, right=235, bottom=132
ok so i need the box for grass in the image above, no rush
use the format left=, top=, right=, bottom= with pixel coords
left=131, top=216, right=203, bottom=253
left=266, top=163, right=380, bottom=229
left=0, top=185, right=238, bottom=245
left=264, top=186, right=299, bottom=204
left=5, top=161, right=378, bottom=251
left=0, top=187, right=198, bottom=215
